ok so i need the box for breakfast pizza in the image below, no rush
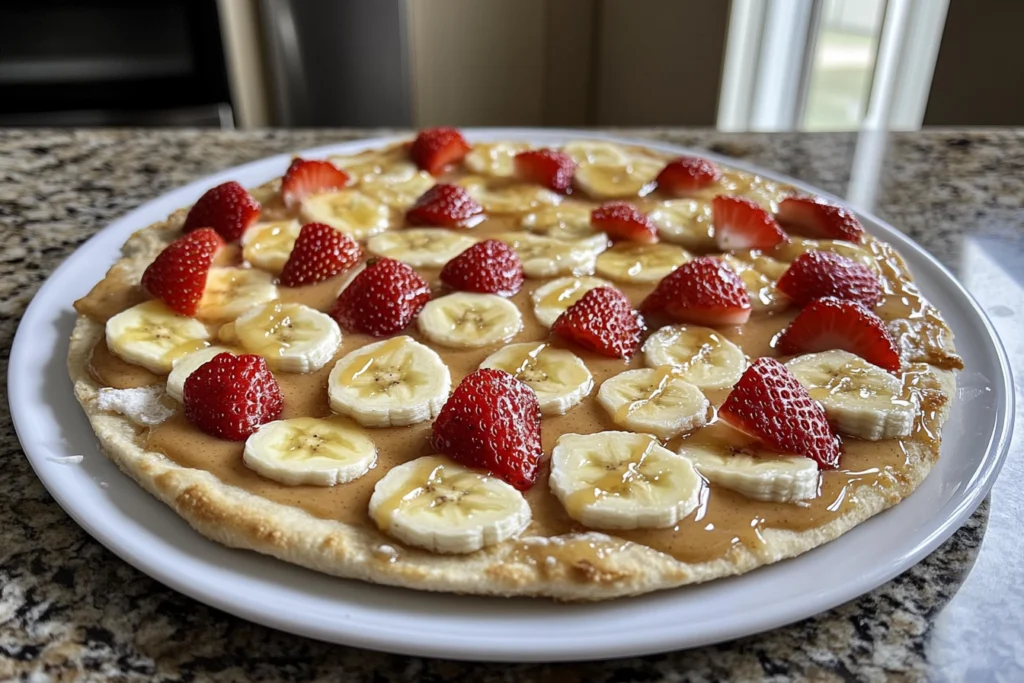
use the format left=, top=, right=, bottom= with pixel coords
left=69, top=129, right=962, bottom=600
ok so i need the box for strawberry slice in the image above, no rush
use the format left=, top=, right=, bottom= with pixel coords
left=719, top=357, right=842, bottom=469
left=640, top=256, right=751, bottom=326
left=776, top=251, right=883, bottom=306
left=406, top=183, right=485, bottom=228
left=775, top=296, right=901, bottom=372
left=776, top=196, right=864, bottom=242
left=591, top=201, right=658, bottom=243
left=431, top=368, right=543, bottom=490
left=280, top=158, right=350, bottom=209
left=551, top=286, right=644, bottom=359
left=410, top=127, right=471, bottom=176
left=440, top=239, right=524, bottom=296
left=279, top=222, right=362, bottom=287
left=183, top=353, right=283, bottom=441
left=712, top=195, right=786, bottom=250
left=182, top=181, right=261, bottom=242
left=514, top=149, right=576, bottom=192
left=329, top=257, right=431, bottom=336
left=141, top=228, right=224, bottom=316
left=655, top=156, right=721, bottom=195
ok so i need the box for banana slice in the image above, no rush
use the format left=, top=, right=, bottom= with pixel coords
left=679, top=445, right=819, bottom=503
left=233, top=301, right=342, bottom=373
left=774, top=238, right=882, bottom=275
left=598, top=367, right=710, bottom=440
left=328, top=336, right=451, bottom=427
left=595, top=242, right=690, bottom=284
left=197, top=267, right=279, bottom=323
left=648, top=199, right=715, bottom=251
left=458, top=176, right=561, bottom=214
left=417, top=293, right=522, bottom=349
left=465, top=142, right=529, bottom=177
left=106, top=300, right=211, bottom=374
left=369, top=455, right=531, bottom=554
left=480, top=342, right=593, bottom=415
left=166, top=345, right=235, bottom=402
left=718, top=255, right=788, bottom=312
left=530, top=275, right=614, bottom=327
left=299, top=189, right=392, bottom=240
left=241, top=219, right=301, bottom=274
left=360, top=162, right=436, bottom=210
left=562, top=141, right=631, bottom=166
left=642, top=325, right=746, bottom=389
left=786, top=350, right=916, bottom=440
left=495, top=232, right=599, bottom=278
left=735, top=174, right=789, bottom=213
left=366, top=228, right=477, bottom=268
left=520, top=202, right=601, bottom=241
left=574, top=159, right=661, bottom=200
left=327, top=149, right=400, bottom=181
left=550, top=431, right=704, bottom=530
left=243, top=416, right=376, bottom=486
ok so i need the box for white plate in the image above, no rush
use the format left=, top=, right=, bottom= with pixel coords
left=10, top=130, right=1013, bottom=662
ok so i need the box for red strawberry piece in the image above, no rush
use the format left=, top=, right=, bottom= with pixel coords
left=141, top=228, right=224, bottom=316
left=513, top=148, right=576, bottom=193
left=410, top=127, right=471, bottom=176
left=719, top=357, right=842, bottom=469
left=776, top=196, right=865, bottom=242
left=591, top=201, right=658, bottom=244
left=183, top=353, right=283, bottom=441
left=183, top=181, right=261, bottom=242
left=431, top=368, right=542, bottom=490
left=406, top=183, right=485, bottom=228
left=329, top=257, right=431, bottom=336
left=712, top=195, right=787, bottom=250
left=640, top=256, right=751, bottom=326
left=551, top=286, right=644, bottom=359
left=775, top=296, right=901, bottom=373
left=655, top=156, right=721, bottom=195
left=776, top=251, right=882, bottom=306
left=279, top=222, right=362, bottom=287
left=280, top=158, right=350, bottom=209
left=439, top=239, right=524, bottom=297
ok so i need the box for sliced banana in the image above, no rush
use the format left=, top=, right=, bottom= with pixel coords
left=480, top=342, right=593, bottom=416
left=774, top=238, right=882, bottom=275
left=562, top=141, right=631, bottom=166
left=458, top=176, right=561, bottom=214
left=595, top=242, right=690, bottom=284
left=648, top=199, right=715, bottom=251
left=520, top=202, right=600, bottom=241
left=679, top=445, right=819, bottom=503
left=574, top=159, right=661, bottom=200
left=166, top=345, right=234, bottom=402
left=465, top=142, right=529, bottom=177
left=642, top=325, right=746, bottom=390
left=233, top=301, right=342, bottom=373
left=241, top=219, right=301, bottom=274
left=598, top=368, right=710, bottom=440
left=197, top=267, right=279, bottom=323
left=359, top=162, right=436, bottom=210
left=786, top=350, right=916, bottom=441
left=299, top=189, right=391, bottom=240
left=243, top=416, right=377, bottom=486
left=328, top=336, right=451, bottom=428
left=327, top=149, right=400, bottom=181
left=550, top=431, right=704, bottom=530
left=718, top=255, right=788, bottom=312
left=366, top=228, right=477, bottom=268
left=530, top=275, right=614, bottom=327
left=734, top=174, right=789, bottom=213
left=495, top=232, right=599, bottom=278
left=417, top=293, right=522, bottom=349
left=369, top=455, right=531, bottom=554
left=105, top=300, right=211, bottom=374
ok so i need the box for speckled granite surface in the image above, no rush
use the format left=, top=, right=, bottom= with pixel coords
left=1, top=129, right=1022, bottom=682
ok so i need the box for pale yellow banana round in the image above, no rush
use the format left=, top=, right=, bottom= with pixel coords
left=327, top=150, right=398, bottom=181
left=241, top=219, right=301, bottom=274
left=495, top=232, right=599, bottom=279
left=417, top=293, right=522, bottom=349
left=480, top=342, right=593, bottom=415
left=718, top=255, right=788, bottom=312
left=360, top=162, right=436, bottom=209
left=465, top=142, right=529, bottom=177
left=774, top=238, right=883, bottom=275
left=642, top=324, right=747, bottom=390
left=458, top=176, right=561, bottom=214
left=166, top=345, right=235, bottom=402
left=648, top=199, right=715, bottom=251
left=234, top=301, right=342, bottom=373
left=366, top=228, right=477, bottom=268
left=520, top=202, right=600, bottom=241
left=679, top=445, right=819, bottom=503
left=197, top=267, right=279, bottom=323
left=595, top=242, right=690, bottom=284
left=299, top=188, right=391, bottom=240
left=574, top=161, right=660, bottom=200
left=597, top=367, right=710, bottom=440
left=105, top=300, right=211, bottom=374
left=561, top=141, right=631, bottom=166
left=243, top=416, right=377, bottom=487
left=530, top=275, right=614, bottom=327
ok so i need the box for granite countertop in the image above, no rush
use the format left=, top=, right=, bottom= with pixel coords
left=1, top=128, right=1022, bottom=682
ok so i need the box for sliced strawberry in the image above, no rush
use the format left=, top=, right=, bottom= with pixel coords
left=591, top=202, right=658, bottom=243
left=329, top=257, right=431, bottom=336
left=712, top=195, right=786, bottom=250
left=410, top=127, right=471, bottom=176
left=640, top=256, right=751, bottom=326
left=431, top=368, right=542, bottom=490
left=406, top=183, right=485, bottom=228
left=551, top=286, right=644, bottom=359
left=141, top=228, right=224, bottom=316
left=279, top=222, right=362, bottom=287
left=776, top=196, right=864, bottom=242
left=719, top=357, right=842, bottom=469
left=514, top=149, right=576, bottom=193
left=775, top=297, right=901, bottom=372
left=182, top=181, right=261, bottom=242
left=439, top=239, right=524, bottom=296
left=280, top=158, right=350, bottom=209
left=183, top=353, right=283, bottom=441
left=655, top=156, right=721, bottom=195
left=776, top=251, right=882, bottom=306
